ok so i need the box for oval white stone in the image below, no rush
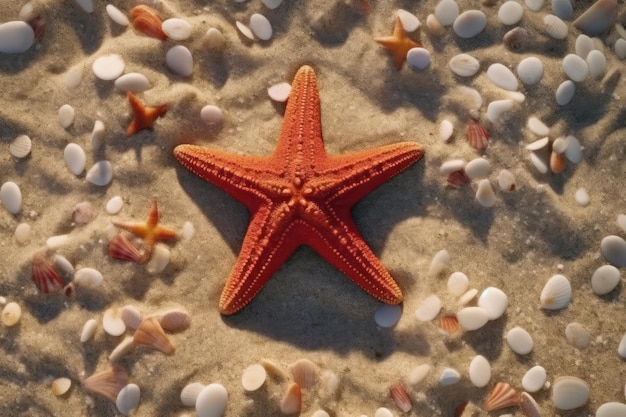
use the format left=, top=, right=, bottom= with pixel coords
left=487, top=63, right=518, bottom=91
left=453, top=10, right=487, bottom=39
left=575, top=34, right=594, bottom=59
left=64, top=143, right=86, bottom=175
left=374, top=305, right=402, bottom=328
left=407, top=47, right=430, bottom=70
left=434, top=0, right=459, bottom=26
left=206, top=28, right=225, bottom=50
left=478, top=287, right=508, bottom=320
left=563, top=54, right=589, bottom=82
left=552, top=376, right=589, bottom=410
left=439, top=119, right=454, bottom=142
left=527, top=116, right=549, bottom=136
left=565, top=322, right=590, bottom=349
left=86, top=161, right=113, bottom=186
left=574, top=188, right=590, bottom=206
left=92, top=54, right=125, bottom=81
left=106, top=196, right=124, bottom=214
left=517, top=57, right=543, bottom=85
left=249, top=13, right=272, bottom=40
left=74, top=267, right=103, bottom=288
left=408, top=364, right=431, bottom=386
left=469, top=355, right=491, bottom=387
left=586, top=50, right=606, bottom=79
left=262, top=0, right=283, bottom=9
left=116, top=383, right=140, bottom=416
left=529, top=151, right=548, bottom=174
left=619, top=333, right=626, bottom=358
left=106, top=4, right=130, bottom=26
left=14, top=223, right=31, bottom=243
left=465, top=158, right=490, bottom=180
left=487, top=99, right=514, bottom=123
left=66, top=66, right=83, bottom=88
left=497, top=169, right=516, bottom=192
left=447, top=271, right=469, bottom=296
left=556, top=80, right=575, bottom=105
left=162, top=18, right=192, bottom=40
left=522, top=365, right=546, bottom=392
left=47, top=234, right=69, bottom=249
left=475, top=179, right=495, bottom=208
left=200, top=105, right=224, bottom=124
left=115, top=73, right=150, bottom=92
left=268, top=82, right=291, bottom=102
left=0, top=21, right=35, bottom=53
left=448, top=53, right=480, bottom=77
left=507, top=326, right=533, bottom=354
left=601, top=235, right=626, bottom=267
left=242, top=364, right=267, bottom=391
left=1, top=182, right=22, bottom=214
left=440, top=160, right=465, bottom=176
left=397, top=9, right=420, bottom=32
left=591, top=265, right=620, bottom=295
left=415, top=294, right=441, bottom=322
left=196, top=383, right=228, bottom=417
left=498, top=1, right=523, bottom=25
left=80, top=318, right=98, bottom=342
left=58, top=104, right=75, bottom=128
left=457, top=307, right=489, bottom=331
left=597, top=402, right=626, bottom=417
left=564, top=135, right=582, bottom=163
left=525, top=0, right=545, bottom=11
left=616, top=38, right=626, bottom=60
left=166, top=46, right=193, bottom=77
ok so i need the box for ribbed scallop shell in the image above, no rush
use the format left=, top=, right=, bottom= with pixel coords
left=130, top=5, right=167, bottom=41
left=280, top=382, right=301, bottom=414
left=447, top=169, right=470, bottom=188
left=288, top=359, right=319, bottom=389
left=389, top=383, right=412, bottom=412
left=483, top=382, right=520, bottom=411
left=32, top=254, right=64, bottom=294
left=121, top=304, right=143, bottom=330
left=466, top=119, right=490, bottom=151
left=109, top=336, right=134, bottom=362
left=133, top=317, right=175, bottom=355
left=180, top=382, right=205, bottom=407
left=84, top=365, right=129, bottom=403
left=157, top=309, right=190, bottom=332
left=109, top=234, right=143, bottom=263
left=439, top=315, right=461, bottom=334
left=540, top=274, right=571, bottom=310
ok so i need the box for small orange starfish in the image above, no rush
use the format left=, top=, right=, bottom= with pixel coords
left=112, top=200, right=177, bottom=262
left=375, top=16, right=422, bottom=70
left=125, top=92, right=169, bottom=136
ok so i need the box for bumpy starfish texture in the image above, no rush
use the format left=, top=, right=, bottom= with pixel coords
left=125, top=92, right=169, bottom=136
left=174, top=65, right=424, bottom=315
left=375, top=16, right=422, bottom=70
left=112, top=200, right=177, bottom=262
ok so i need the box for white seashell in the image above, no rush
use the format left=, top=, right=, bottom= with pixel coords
left=458, top=288, right=478, bottom=305
left=551, top=0, right=573, bottom=20
left=374, top=304, right=402, bottom=328
left=591, top=265, right=620, bottom=295
left=439, top=119, right=454, bottom=142
left=447, top=272, right=469, bottom=296
left=249, top=13, right=272, bottom=41
left=574, top=188, right=590, bottom=206
left=146, top=243, right=171, bottom=273
left=106, top=196, right=124, bottom=215
left=14, top=223, right=31, bottom=244
left=406, top=48, right=431, bottom=70
left=506, top=326, right=533, bottom=354
left=555, top=80, right=575, bottom=105
left=478, top=287, right=508, bottom=320
left=268, top=82, right=291, bottom=102
left=74, top=267, right=103, bottom=288
left=486, top=99, right=514, bottom=124
left=415, top=294, right=441, bottom=321
left=166, top=46, right=193, bottom=77
left=487, top=63, right=518, bottom=91
left=92, top=54, right=125, bottom=81
left=469, top=355, right=491, bottom=388
left=586, top=50, right=606, bottom=79
left=440, top=160, right=465, bottom=176
left=565, top=322, right=590, bottom=349
left=397, top=9, right=420, bottom=32
left=235, top=21, right=254, bottom=40
left=116, top=383, right=140, bottom=416
left=65, top=66, right=82, bottom=88
left=457, top=307, right=489, bottom=331
left=109, top=336, right=134, bottom=362
left=408, top=364, right=431, bottom=386
left=52, top=377, right=72, bottom=396
left=0, top=21, right=35, bottom=53
left=426, top=14, right=445, bottom=36
left=498, top=1, right=523, bottom=25
left=573, top=0, right=617, bottom=36
left=465, top=158, right=490, bottom=180
left=517, top=57, right=543, bottom=85
left=58, top=104, right=75, bottom=128
left=543, top=14, right=568, bottom=39
left=162, top=18, right=192, bottom=40
left=289, top=359, right=319, bottom=389
left=439, top=367, right=461, bottom=385
left=428, top=249, right=450, bottom=276
left=527, top=117, right=549, bottom=136
left=181, top=382, right=205, bottom=406
left=115, top=73, right=151, bottom=93
left=103, top=308, right=126, bottom=336
left=200, top=105, right=223, bottom=124
left=47, top=234, right=69, bottom=249
left=596, top=402, right=626, bottom=417
left=121, top=305, right=143, bottom=330
left=64, top=143, right=86, bottom=175
left=522, top=365, right=546, bottom=392
left=453, top=10, right=487, bottom=39
left=497, top=169, right=516, bottom=191
left=10, top=135, right=32, bottom=158
left=619, top=333, right=626, bottom=358
left=311, top=410, right=330, bottom=417
left=80, top=319, right=97, bottom=342
left=86, top=161, right=113, bottom=186
left=242, top=364, right=267, bottom=391
left=1, top=302, right=21, bottom=327
left=75, top=0, right=94, bottom=13
left=615, top=38, right=626, bottom=59
left=540, top=274, right=571, bottom=309
left=601, top=235, right=626, bottom=267
left=475, top=179, right=495, bottom=208
left=1, top=181, right=22, bottom=214
left=525, top=0, right=545, bottom=11
left=575, top=34, right=594, bottom=59
left=205, top=28, right=225, bottom=51
left=552, top=376, right=589, bottom=410
left=562, top=54, right=589, bottom=82
left=262, top=0, right=283, bottom=9
left=196, top=384, right=228, bottom=417
left=434, top=0, right=459, bottom=26
left=106, top=4, right=129, bottom=26
left=564, top=135, right=582, bottom=163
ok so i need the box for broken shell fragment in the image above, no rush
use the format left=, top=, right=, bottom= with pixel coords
left=84, top=365, right=129, bottom=403
left=133, top=317, right=175, bottom=355
left=540, top=274, right=572, bottom=310
left=109, top=336, right=135, bottom=362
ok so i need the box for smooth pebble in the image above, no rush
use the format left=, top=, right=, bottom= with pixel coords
left=236, top=21, right=254, bottom=40
left=615, top=39, right=626, bottom=59
left=106, top=196, right=124, bottom=214
left=86, top=161, right=113, bottom=186
left=415, top=294, right=441, bottom=321
left=525, top=0, right=544, bottom=11
left=506, top=326, right=533, bottom=354
left=575, top=188, right=589, bottom=206
left=166, top=46, right=193, bottom=77
left=262, top=0, right=283, bottom=9
left=249, top=13, right=272, bottom=41
left=597, top=402, right=626, bottom=417
left=552, top=376, right=589, bottom=410
left=196, top=383, right=228, bottom=417
left=47, top=234, right=69, bottom=249
left=434, top=0, right=459, bottom=26
left=408, top=364, right=431, bottom=386
left=575, top=34, right=594, bottom=59
left=487, top=63, right=518, bottom=91
left=562, top=54, right=589, bottom=82
left=58, top=104, right=75, bottom=128
left=543, top=14, right=568, bottom=39
left=497, top=169, right=516, bottom=191
left=487, top=99, right=514, bottom=123
left=64, top=143, right=86, bottom=175
left=619, top=333, right=626, bottom=358
left=200, top=105, right=224, bottom=124
left=551, top=0, right=573, bottom=20
left=601, top=235, right=626, bottom=267
left=374, top=305, right=402, bottom=328
left=115, top=73, right=150, bottom=92
left=267, top=82, right=291, bottom=102
left=469, top=355, right=491, bottom=387
left=529, top=151, right=548, bottom=174
left=106, top=4, right=130, bottom=26
left=92, top=54, right=125, bottom=80
left=10, top=135, right=32, bottom=159
left=587, top=50, right=606, bottom=79
left=407, top=48, right=430, bottom=70
left=1, top=302, right=21, bottom=326
left=478, top=287, right=508, bottom=320
left=206, top=28, right=225, bottom=51
left=428, top=249, right=450, bottom=276
left=74, top=268, right=103, bottom=288
left=0, top=21, right=35, bottom=53
left=65, top=66, right=82, bottom=88
left=498, top=1, right=523, bottom=25
left=397, top=9, right=420, bottom=32
left=448, top=54, right=480, bottom=77
left=447, top=272, right=469, bottom=296
left=517, top=57, right=543, bottom=85
left=465, top=158, right=490, bottom=180
left=439, top=120, right=453, bottom=142
left=555, top=80, right=575, bottom=105
left=591, top=265, right=620, bottom=295
left=162, top=18, right=192, bottom=40
left=80, top=319, right=97, bottom=342
left=475, top=179, right=495, bottom=208
left=522, top=366, right=547, bottom=392
left=1, top=182, right=22, bottom=214
left=458, top=288, right=478, bottom=305
left=75, top=0, right=94, bottom=13
left=565, top=322, right=590, bottom=349
left=116, top=384, right=140, bottom=416
left=564, top=135, right=582, bottom=163
left=242, top=364, right=267, bottom=391
left=527, top=116, right=549, bottom=136
left=457, top=306, right=489, bottom=331
left=91, top=120, right=105, bottom=150
left=453, top=10, right=487, bottom=39
left=14, top=223, right=31, bottom=243
left=440, top=159, right=465, bottom=176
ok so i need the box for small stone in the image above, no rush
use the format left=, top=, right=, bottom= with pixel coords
left=106, top=4, right=129, bottom=26
left=200, top=105, right=224, bottom=124
left=92, top=54, right=125, bottom=81
left=397, top=9, right=420, bottom=32
left=616, top=38, right=626, bottom=59
left=497, top=169, right=516, bottom=191
left=1, top=182, right=22, bottom=214
left=457, top=306, right=489, bottom=331
left=468, top=355, right=491, bottom=387
left=162, top=18, right=192, bottom=40
left=487, top=63, right=518, bottom=91
left=452, top=10, right=487, bottom=38
left=601, top=235, right=626, bottom=267
left=527, top=116, right=549, bottom=136
left=406, top=47, right=431, bottom=70
left=475, top=179, right=495, bottom=208
left=236, top=21, right=254, bottom=40
left=439, top=119, right=454, bottom=142
left=552, top=376, right=589, bottom=410
left=591, top=265, right=620, bottom=295
left=434, top=0, right=459, bottom=26
left=75, top=0, right=94, bottom=13
left=64, top=143, right=86, bottom=175
left=565, top=322, right=590, bottom=349
left=374, top=305, right=402, bottom=328
left=415, top=294, right=441, bottom=321
left=551, top=0, right=573, bottom=20
left=249, top=13, right=272, bottom=40
left=522, top=366, right=547, bottom=392
left=0, top=21, right=35, bottom=53
left=106, top=196, right=124, bottom=214
left=86, top=161, right=113, bottom=186
left=562, top=54, right=589, bottom=82
left=439, top=368, right=461, bottom=385
left=587, top=50, right=607, bottom=79
left=498, top=1, right=523, bottom=25
left=517, top=57, right=543, bottom=85
left=206, top=28, right=225, bottom=51
left=465, top=158, right=490, bottom=180
left=166, top=46, right=193, bottom=77
left=448, top=53, right=480, bottom=77
left=268, top=82, right=291, bottom=102
left=1, top=302, right=21, bottom=326
left=555, top=80, right=575, bottom=105
left=58, top=104, right=75, bottom=128
left=506, top=326, right=533, bottom=354
left=447, top=272, right=469, bottom=296
left=115, top=73, right=151, bottom=93
left=574, top=188, right=590, bottom=206
left=408, top=364, right=431, bottom=386
left=477, top=287, right=508, bottom=320
left=14, top=223, right=31, bottom=243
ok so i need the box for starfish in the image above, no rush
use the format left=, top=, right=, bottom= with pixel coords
left=375, top=16, right=422, bottom=70
left=112, top=200, right=177, bottom=262
left=125, top=92, right=169, bottom=136
left=174, top=65, right=424, bottom=315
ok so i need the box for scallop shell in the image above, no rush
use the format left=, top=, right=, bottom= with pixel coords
left=52, top=377, right=72, bottom=396
left=157, top=309, right=190, bottom=332
left=116, top=383, right=140, bottom=416
left=280, top=382, right=302, bottom=414
left=130, top=5, right=167, bottom=40
left=109, top=234, right=143, bottom=263
left=288, top=358, right=319, bottom=389
left=1, top=302, right=22, bottom=327
left=84, top=365, right=129, bottom=403
left=181, top=382, right=205, bottom=407
left=32, top=254, right=64, bottom=294
left=10, top=135, right=32, bottom=158
left=133, top=317, right=175, bottom=355
left=448, top=53, right=480, bottom=77
left=109, top=336, right=135, bottom=362
left=103, top=308, right=126, bottom=337
left=447, top=169, right=470, bottom=188
left=438, top=315, right=460, bottom=334
left=540, top=274, right=571, bottom=310
left=466, top=119, right=490, bottom=150
left=121, top=305, right=143, bottom=330
left=483, top=382, right=520, bottom=411
left=389, top=383, right=412, bottom=412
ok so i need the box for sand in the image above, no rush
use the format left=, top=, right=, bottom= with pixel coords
left=1, top=0, right=626, bottom=416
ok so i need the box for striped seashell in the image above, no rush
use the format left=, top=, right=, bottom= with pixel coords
left=121, top=305, right=143, bottom=330
left=32, top=254, right=64, bottom=293
left=438, top=315, right=461, bottom=334
left=83, top=365, right=129, bottom=403
left=519, top=391, right=541, bottom=417
left=280, top=382, right=301, bottom=414
left=109, top=234, right=143, bottom=263
left=447, top=169, right=470, bottom=188
left=288, top=358, right=319, bottom=389
left=466, top=119, right=490, bottom=151
left=130, top=5, right=167, bottom=41
left=133, top=317, right=175, bottom=355
left=389, top=383, right=412, bottom=412
left=157, top=309, right=190, bottom=332
left=483, top=382, right=520, bottom=411
left=540, top=274, right=571, bottom=310
left=180, top=382, right=205, bottom=407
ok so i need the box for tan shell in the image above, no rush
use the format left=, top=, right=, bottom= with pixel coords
left=84, top=365, right=129, bottom=403
left=483, top=382, right=520, bottom=411
left=438, top=315, right=461, bottom=334
left=280, top=382, right=301, bottom=414
left=52, top=377, right=72, bottom=396
left=133, top=317, right=175, bottom=355
left=288, top=358, right=319, bottom=389
left=260, top=358, right=288, bottom=380
left=2, top=302, right=22, bottom=327
left=389, top=383, right=412, bottom=412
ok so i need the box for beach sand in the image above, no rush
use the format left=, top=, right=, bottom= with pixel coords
left=1, top=0, right=626, bottom=416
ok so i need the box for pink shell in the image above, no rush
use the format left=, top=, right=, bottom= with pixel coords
left=466, top=119, right=490, bottom=151
left=32, top=254, right=64, bottom=294
left=483, top=382, right=520, bottom=411
left=109, top=234, right=142, bottom=263
left=390, top=383, right=412, bottom=412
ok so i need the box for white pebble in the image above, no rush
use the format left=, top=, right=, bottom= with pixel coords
left=65, top=66, right=83, bottom=88
left=415, top=294, right=441, bottom=321
left=408, top=364, right=431, bottom=386
left=487, top=63, right=518, bottom=91
left=552, top=376, right=589, bottom=410
left=447, top=272, right=469, bottom=296
left=205, top=28, right=225, bottom=51
left=465, top=158, right=490, bottom=180
left=486, top=99, right=514, bottom=123
left=506, top=326, right=533, bottom=354
left=440, top=159, right=465, bottom=176
left=543, top=14, right=568, bottom=39
left=434, top=0, right=459, bottom=26
left=262, top=0, right=283, bottom=9
left=551, top=0, right=573, bottom=20
left=58, top=104, right=75, bottom=128
left=249, top=13, right=272, bottom=41
left=9, top=135, right=32, bottom=159
left=478, top=287, right=508, bottom=320
left=591, top=265, right=620, bottom=295
left=166, top=46, right=193, bottom=77
left=468, top=355, right=491, bottom=387
left=106, top=4, right=129, bottom=26
left=439, top=120, right=454, bottom=142
left=406, top=48, right=430, bottom=70
left=242, top=364, right=267, bottom=391
left=565, top=322, right=590, bottom=349
left=618, top=214, right=626, bottom=234
left=75, top=0, right=94, bottom=13
left=458, top=288, right=478, bottom=305
left=74, top=267, right=103, bottom=288
left=374, top=408, right=393, bottom=417
left=527, top=116, right=549, bottom=136
left=162, top=18, right=192, bottom=40
left=1, top=302, right=21, bottom=327
left=497, top=169, right=516, bottom=191
left=182, top=221, right=195, bottom=240
left=200, top=105, right=224, bottom=124
left=1, top=182, right=22, bottom=214
left=457, top=306, right=489, bottom=331
left=267, top=82, right=291, bottom=102
left=522, top=366, right=547, bottom=392
left=236, top=21, right=254, bottom=40
left=90, top=120, right=105, bottom=150
left=103, top=308, right=126, bottom=336
left=397, top=9, right=420, bottom=32
left=586, top=50, right=606, bottom=79
left=374, top=305, right=402, bottom=328
left=64, top=143, right=86, bottom=175
left=498, top=1, right=523, bottom=25
left=115, top=73, right=151, bottom=93
left=80, top=319, right=98, bottom=342
left=555, top=80, right=575, bottom=105
left=106, top=196, right=124, bottom=214
left=575, top=34, right=594, bottom=59
left=452, top=10, right=487, bottom=39
left=0, top=21, right=35, bottom=53
left=146, top=243, right=171, bottom=274
left=615, top=38, right=626, bottom=59
left=92, top=54, right=125, bottom=81
left=517, top=57, right=543, bottom=85
left=574, top=188, right=589, bottom=206
left=14, top=223, right=31, bottom=243
left=525, top=0, right=544, bottom=11
left=439, top=368, right=461, bottom=385
left=116, top=383, right=140, bottom=416
left=597, top=402, right=626, bottom=417
left=448, top=53, right=480, bottom=77
left=564, top=135, right=582, bottom=163
left=47, top=234, right=69, bottom=249
left=86, top=161, right=113, bottom=186
left=196, top=384, right=228, bottom=417
left=428, top=249, right=450, bottom=276
left=475, top=179, right=495, bottom=208
left=562, top=54, right=589, bottom=82
left=601, top=235, right=626, bottom=267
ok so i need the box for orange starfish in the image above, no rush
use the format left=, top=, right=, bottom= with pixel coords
left=112, top=200, right=177, bottom=262
left=174, top=65, right=424, bottom=315
left=375, top=16, right=422, bottom=70
left=125, top=92, right=168, bottom=136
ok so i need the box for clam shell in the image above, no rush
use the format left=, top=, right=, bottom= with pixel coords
left=109, top=234, right=143, bottom=263
left=289, top=358, right=319, bottom=389
left=74, top=267, right=103, bottom=288
left=497, top=169, right=516, bottom=192
left=116, top=383, right=140, bottom=416
left=196, top=384, right=228, bottom=417
left=280, top=382, right=301, bottom=414
left=1, top=302, right=22, bottom=327
left=389, top=383, right=412, bottom=412
left=242, top=364, right=267, bottom=392
left=552, top=376, right=589, bottom=410
left=103, top=308, right=126, bottom=336
left=540, top=274, right=571, bottom=310
left=157, top=309, right=190, bottom=332
left=130, top=5, right=167, bottom=40
left=519, top=391, right=541, bottom=417
left=133, top=317, right=175, bottom=355
left=32, top=254, right=64, bottom=294
left=428, top=249, right=450, bottom=276
left=121, top=305, right=143, bottom=330
left=84, top=365, right=129, bottom=403
left=181, top=382, right=205, bottom=407
left=52, top=377, right=72, bottom=396
left=526, top=137, right=549, bottom=151
left=483, top=382, right=520, bottom=411
left=80, top=318, right=97, bottom=342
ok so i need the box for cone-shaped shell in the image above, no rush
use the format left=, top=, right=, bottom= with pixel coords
left=84, top=365, right=129, bottom=403
left=130, top=5, right=167, bottom=40
left=133, top=317, right=175, bottom=355
left=483, top=382, right=520, bottom=411
left=109, top=234, right=143, bottom=263
left=390, top=383, right=412, bottom=412
left=32, top=254, right=64, bottom=293
left=280, top=382, right=301, bottom=414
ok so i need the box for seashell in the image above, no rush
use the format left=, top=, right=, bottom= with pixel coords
left=519, top=391, right=541, bottom=417
left=374, top=304, right=402, bottom=328
left=181, top=382, right=205, bottom=407
left=389, top=383, right=412, bottom=412
left=242, top=364, right=267, bottom=392
left=109, top=235, right=143, bottom=263
left=506, top=326, right=534, bottom=354
left=80, top=319, right=98, bottom=342
left=440, top=160, right=465, bottom=176
left=157, top=309, right=190, bottom=332
left=1, top=181, right=22, bottom=214
left=487, top=99, right=514, bottom=124
left=447, top=169, right=471, bottom=188
left=527, top=117, right=549, bottom=136
left=415, top=294, right=441, bottom=321
left=146, top=243, right=171, bottom=273
left=439, top=119, right=454, bottom=142
left=2, top=302, right=22, bottom=327
left=14, top=223, right=31, bottom=244
left=549, top=150, right=566, bottom=174
left=121, top=305, right=143, bottom=330
left=133, top=317, right=175, bottom=355
left=543, top=14, right=568, bottom=39
left=130, top=5, right=167, bottom=40
left=438, top=315, right=460, bottom=334
left=426, top=14, right=445, bottom=36
left=497, top=169, right=516, bottom=191
left=503, top=27, right=529, bottom=51
left=236, top=21, right=254, bottom=40
left=397, top=9, right=420, bottom=32
left=469, top=355, right=491, bottom=388
left=478, top=287, right=508, bottom=320
left=84, top=365, right=129, bottom=403
left=457, top=306, right=489, bottom=331
left=52, top=377, right=72, bottom=396
left=196, top=383, right=228, bottom=417
left=27, top=15, right=45, bottom=41
left=522, top=365, right=547, bottom=392
left=439, top=367, right=461, bottom=385
left=498, top=1, right=523, bottom=25
left=447, top=272, right=469, bottom=296
left=475, top=179, right=495, bottom=208
left=540, top=274, right=571, bottom=310
left=32, top=254, right=64, bottom=294
left=260, top=358, right=288, bottom=380
left=10, top=134, right=32, bottom=159
left=109, top=336, right=135, bottom=362
left=86, top=160, right=113, bottom=186
left=564, top=322, right=590, bottom=349
left=74, top=267, right=103, bottom=288
left=573, top=0, right=617, bottom=36
left=116, top=383, right=140, bottom=416
left=288, top=358, right=319, bottom=389
left=408, top=364, right=431, bottom=386
left=591, top=264, right=620, bottom=295
left=483, top=382, right=520, bottom=411
left=552, top=376, right=589, bottom=410
left=280, top=382, right=301, bottom=414
left=466, top=119, right=489, bottom=151
left=458, top=288, right=478, bottom=305
left=529, top=151, right=549, bottom=174
left=596, top=402, right=626, bottom=417
left=63, top=283, right=75, bottom=298
left=448, top=53, right=480, bottom=77
left=103, top=308, right=126, bottom=336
